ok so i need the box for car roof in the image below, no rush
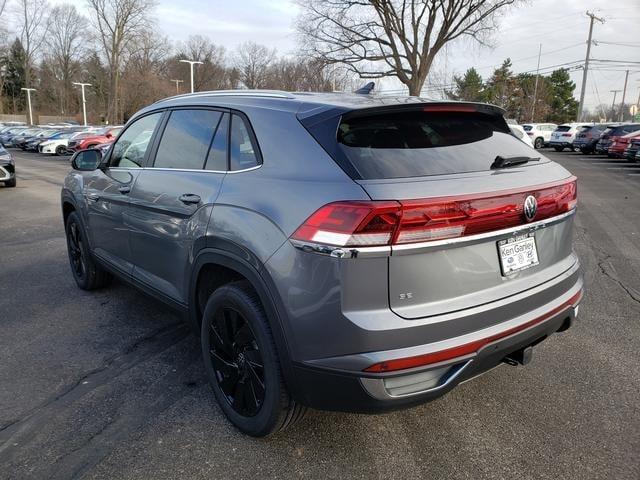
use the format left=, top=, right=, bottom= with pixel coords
left=145, top=90, right=505, bottom=121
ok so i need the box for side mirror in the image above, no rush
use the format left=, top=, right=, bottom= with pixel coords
left=71, top=149, right=102, bottom=171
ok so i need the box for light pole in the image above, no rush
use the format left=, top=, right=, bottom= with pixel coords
left=179, top=59, right=203, bottom=93
left=170, top=79, right=184, bottom=94
left=72, top=82, right=92, bottom=126
left=21, top=88, right=36, bottom=125
left=610, top=90, right=621, bottom=122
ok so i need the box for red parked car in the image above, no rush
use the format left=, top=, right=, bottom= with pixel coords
left=67, top=126, right=122, bottom=153
left=608, top=130, right=640, bottom=158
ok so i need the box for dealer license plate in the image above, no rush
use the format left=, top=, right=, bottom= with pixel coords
left=498, top=234, right=539, bottom=275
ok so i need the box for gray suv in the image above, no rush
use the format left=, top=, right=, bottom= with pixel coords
left=61, top=91, right=583, bottom=436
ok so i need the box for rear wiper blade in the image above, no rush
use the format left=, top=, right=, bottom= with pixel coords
left=491, top=155, right=540, bottom=169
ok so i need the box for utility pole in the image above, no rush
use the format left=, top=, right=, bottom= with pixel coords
left=179, top=59, right=203, bottom=93
left=577, top=11, right=605, bottom=122
left=21, top=88, right=36, bottom=125
left=170, top=79, right=184, bottom=94
left=610, top=90, right=621, bottom=122
left=531, top=43, right=542, bottom=122
left=619, top=70, right=629, bottom=122
left=72, top=82, right=92, bottom=126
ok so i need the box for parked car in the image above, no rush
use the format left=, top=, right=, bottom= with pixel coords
left=1, top=126, right=35, bottom=147
left=0, top=144, right=16, bottom=187
left=624, top=137, right=640, bottom=162
left=39, top=131, right=84, bottom=155
left=608, top=130, right=640, bottom=158
left=24, top=129, right=63, bottom=151
left=549, top=123, right=592, bottom=151
left=66, top=126, right=122, bottom=153
left=61, top=92, right=583, bottom=437
left=508, top=124, right=534, bottom=148
left=0, top=126, right=27, bottom=145
left=505, top=119, right=534, bottom=148
left=572, top=124, right=611, bottom=154
left=521, top=123, right=557, bottom=149
left=596, top=124, right=640, bottom=156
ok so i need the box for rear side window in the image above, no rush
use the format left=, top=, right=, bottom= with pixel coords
left=556, top=126, right=571, bottom=132
left=205, top=113, right=229, bottom=171
left=229, top=114, right=260, bottom=171
left=336, top=111, right=546, bottom=179
left=154, top=109, right=222, bottom=170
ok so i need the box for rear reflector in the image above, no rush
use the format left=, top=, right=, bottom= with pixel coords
left=364, top=289, right=583, bottom=373
left=291, top=177, right=577, bottom=247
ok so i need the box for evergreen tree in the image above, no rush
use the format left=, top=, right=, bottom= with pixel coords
left=447, top=67, right=484, bottom=102
left=484, top=59, right=518, bottom=112
left=547, top=69, right=578, bottom=123
left=2, top=38, right=27, bottom=112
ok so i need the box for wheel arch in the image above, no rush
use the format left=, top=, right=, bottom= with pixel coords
left=190, top=247, right=301, bottom=400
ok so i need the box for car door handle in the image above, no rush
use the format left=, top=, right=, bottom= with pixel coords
left=179, top=193, right=201, bottom=205
left=85, top=193, right=99, bottom=202
left=118, top=185, right=131, bottom=194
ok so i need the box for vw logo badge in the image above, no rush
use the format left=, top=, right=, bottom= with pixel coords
left=523, top=195, right=537, bottom=221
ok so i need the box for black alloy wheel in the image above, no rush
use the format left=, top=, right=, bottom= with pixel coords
left=68, top=221, right=86, bottom=280
left=208, top=306, right=266, bottom=416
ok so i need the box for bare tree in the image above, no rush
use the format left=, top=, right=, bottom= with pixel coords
left=86, top=0, right=156, bottom=123
left=235, top=41, right=276, bottom=89
left=297, top=0, right=519, bottom=96
left=47, top=4, right=87, bottom=115
left=14, top=0, right=50, bottom=86
left=174, top=35, right=232, bottom=91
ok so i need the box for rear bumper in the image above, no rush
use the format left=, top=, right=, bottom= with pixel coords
left=549, top=141, right=573, bottom=148
left=291, top=271, right=583, bottom=413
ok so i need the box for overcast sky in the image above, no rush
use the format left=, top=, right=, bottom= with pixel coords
left=49, top=0, right=640, bottom=111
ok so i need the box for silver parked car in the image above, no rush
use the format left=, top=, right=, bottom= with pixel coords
left=61, top=91, right=583, bottom=436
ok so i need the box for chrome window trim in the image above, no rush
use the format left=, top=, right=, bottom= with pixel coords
left=289, top=209, right=576, bottom=259
left=0, top=165, right=10, bottom=180
left=108, top=164, right=262, bottom=174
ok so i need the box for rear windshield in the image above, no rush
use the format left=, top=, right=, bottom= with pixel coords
left=555, top=126, right=572, bottom=132
left=336, top=111, right=545, bottom=179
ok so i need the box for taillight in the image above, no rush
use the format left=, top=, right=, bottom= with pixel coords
left=292, top=178, right=577, bottom=247
left=561, top=133, right=572, bottom=137
left=291, top=201, right=401, bottom=247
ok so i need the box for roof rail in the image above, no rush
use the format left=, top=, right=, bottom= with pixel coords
left=154, top=90, right=296, bottom=104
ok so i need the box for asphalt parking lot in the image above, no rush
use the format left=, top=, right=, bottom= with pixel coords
left=0, top=149, right=639, bottom=480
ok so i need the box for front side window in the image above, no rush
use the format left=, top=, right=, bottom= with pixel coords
left=230, top=114, right=260, bottom=171
left=110, top=112, right=162, bottom=168
left=154, top=109, right=222, bottom=170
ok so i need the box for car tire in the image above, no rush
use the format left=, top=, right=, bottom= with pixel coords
left=534, top=137, right=544, bottom=149
left=201, top=280, right=307, bottom=437
left=65, top=211, right=112, bottom=290
left=4, top=177, right=16, bottom=187
left=554, top=146, right=563, bottom=152
left=55, top=145, right=66, bottom=156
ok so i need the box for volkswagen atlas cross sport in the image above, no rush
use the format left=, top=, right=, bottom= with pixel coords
left=61, top=90, right=583, bottom=437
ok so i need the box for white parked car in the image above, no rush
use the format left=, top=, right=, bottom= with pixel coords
left=39, top=131, right=84, bottom=155
left=508, top=124, right=534, bottom=148
left=521, top=123, right=557, bottom=149
left=548, top=123, right=592, bottom=152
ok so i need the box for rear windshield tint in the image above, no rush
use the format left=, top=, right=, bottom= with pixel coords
left=555, top=126, right=572, bottom=132
left=336, top=111, right=545, bottom=179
